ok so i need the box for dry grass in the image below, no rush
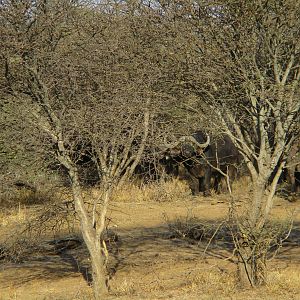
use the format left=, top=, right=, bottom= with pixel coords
left=111, top=178, right=191, bottom=203
left=110, top=265, right=300, bottom=300
left=0, top=187, right=57, bottom=208
left=0, top=204, right=28, bottom=227
left=110, top=268, right=236, bottom=298
left=266, top=267, right=300, bottom=294
left=0, top=178, right=299, bottom=300
left=1, top=266, right=299, bottom=300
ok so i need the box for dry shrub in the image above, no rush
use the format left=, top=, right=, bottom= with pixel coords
left=183, top=267, right=300, bottom=299
left=0, top=168, right=64, bottom=208
left=112, top=179, right=191, bottom=202
left=0, top=205, right=40, bottom=262
left=0, top=201, right=77, bottom=262
left=165, top=213, right=228, bottom=244
left=165, top=212, right=295, bottom=292
left=0, top=185, right=58, bottom=208
left=0, top=185, right=76, bottom=261
left=228, top=199, right=294, bottom=287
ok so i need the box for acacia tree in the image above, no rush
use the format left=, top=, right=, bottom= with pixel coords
left=168, top=0, right=300, bottom=285
left=143, top=0, right=300, bottom=286
left=0, top=1, right=172, bottom=298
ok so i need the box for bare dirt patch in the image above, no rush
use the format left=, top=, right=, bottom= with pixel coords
left=0, top=193, right=299, bottom=299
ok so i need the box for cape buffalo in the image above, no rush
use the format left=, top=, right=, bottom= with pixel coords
left=163, top=132, right=242, bottom=195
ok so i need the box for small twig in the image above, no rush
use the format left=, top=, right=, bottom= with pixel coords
left=201, top=220, right=226, bottom=257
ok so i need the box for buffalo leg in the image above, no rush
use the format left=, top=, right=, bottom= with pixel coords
left=213, top=173, right=223, bottom=193
left=199, top=174, right=211, bottom=196
left=187, top=176, right=200, bottom=195
left=295, top=169, right=300, bottom=193
left=287, top=166, right=297, bottom=192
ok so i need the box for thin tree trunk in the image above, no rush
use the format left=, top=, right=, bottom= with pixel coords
left=70, top=172, right=109, bottom=299
left=253, top=253, right=267, bottom=286
left=238, top=176, right=269, bottom=287
left=237, top=247, right=253, bottom=288
left=249, top=181, right=266, bottom=230
left=57, top=153, right=108, bottom=299
left=90, top=246, right=109, bottom=299
left=71, top=172, right=109, bottom=299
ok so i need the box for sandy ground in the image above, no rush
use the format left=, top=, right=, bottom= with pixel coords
left=0, top=194, right=299, bottom=300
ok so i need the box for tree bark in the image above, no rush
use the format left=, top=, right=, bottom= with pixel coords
left=249, top=180, right=266, bottom=230
left=70, top=170, right=109, bottom=299
left=57, top=153, right=108, bottom=299
left=90, top=245, right=109, bottom=299
left=237, top=248, right=253, bottom=288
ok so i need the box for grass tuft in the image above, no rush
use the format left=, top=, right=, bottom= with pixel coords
left=112, top=179, right=191, bottom=203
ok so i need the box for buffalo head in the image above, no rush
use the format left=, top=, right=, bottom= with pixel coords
left=163, top=131, right=210, bottom=158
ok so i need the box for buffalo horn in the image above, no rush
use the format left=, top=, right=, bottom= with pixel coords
left=164, top=134, right=210, bottom=149
left=179, top=134, right=210, bottom=148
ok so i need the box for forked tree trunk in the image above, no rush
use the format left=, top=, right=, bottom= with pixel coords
left=72, top=177, right=109, bottom=299
left=71, top=173, right=109, bottom=299
left=58, top=152, right=108, bottom=299
left=237, top=173, right=276, bottom=287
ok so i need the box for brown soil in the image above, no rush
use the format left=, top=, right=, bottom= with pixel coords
left=0, top=194, right=299, bottom=300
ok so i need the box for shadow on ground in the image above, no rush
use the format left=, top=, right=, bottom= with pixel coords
left=1, top=220, right=300, bottom=288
